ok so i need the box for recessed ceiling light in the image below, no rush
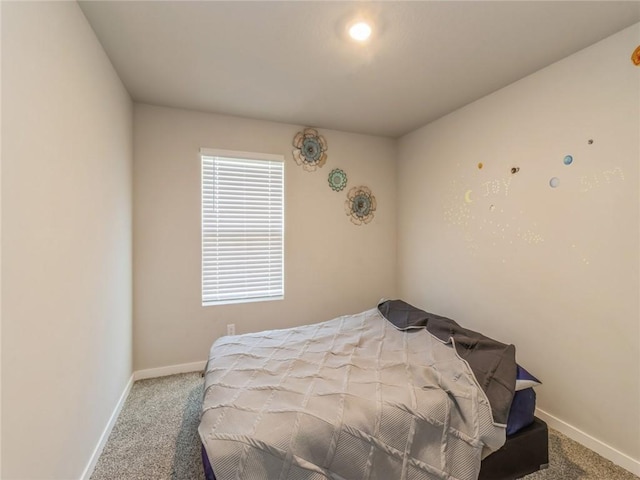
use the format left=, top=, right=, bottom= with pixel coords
left=349, top=21, right=372, bottom=42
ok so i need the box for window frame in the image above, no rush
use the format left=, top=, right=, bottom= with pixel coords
left=200, top=147, right=285, bottom=307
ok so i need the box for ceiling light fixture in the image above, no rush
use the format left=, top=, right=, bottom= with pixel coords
left=349, top=21, right=372, bottom=42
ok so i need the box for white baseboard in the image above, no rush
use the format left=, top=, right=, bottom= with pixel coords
left=536, top=408, right=640, bottom=476
left=79, top=372, right=640, bottom=480
left=80, top=374, right=134, bottom=480
left=133, top=360, right=206, bottom=381
left=80, top=362, right=206, bottom=479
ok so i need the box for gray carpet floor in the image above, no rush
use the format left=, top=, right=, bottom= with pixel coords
left=91, top=373, right=639, bottom=480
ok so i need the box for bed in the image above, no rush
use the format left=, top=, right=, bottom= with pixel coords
left=199, top=300, right=548, bottom=480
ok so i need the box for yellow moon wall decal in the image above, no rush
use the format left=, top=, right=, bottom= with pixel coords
left=464, top=190, right=473, bottom=203
left=632, top=45, right=640, bottom=66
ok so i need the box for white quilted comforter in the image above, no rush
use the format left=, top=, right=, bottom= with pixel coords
left=199, top=308, right=506, bottom=480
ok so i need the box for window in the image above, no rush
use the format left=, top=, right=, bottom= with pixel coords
left=201, top=148, right=284, bottom=306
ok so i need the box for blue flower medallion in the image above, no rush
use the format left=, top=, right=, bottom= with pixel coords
left=345, top=186, right=376, bottom=225
left=292, top=128, right=328, bottom=171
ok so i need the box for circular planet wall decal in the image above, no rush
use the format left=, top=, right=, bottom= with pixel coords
left=292, top=128, right=328, bottom=172
left=549, top=177, right=560, bottom=188
left=563, top=155, right=573, bottom=166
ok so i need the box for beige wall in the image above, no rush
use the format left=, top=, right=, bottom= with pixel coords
left=1, top=2, right=133, bottom=479
left=397, top=24, right=640, bottom=462
left=2, top=2, right=636, bottom=476
left=133, top=104, right=397, bottom=370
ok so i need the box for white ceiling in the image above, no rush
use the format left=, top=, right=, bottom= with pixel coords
left=79, top=1, right=640, bottom=138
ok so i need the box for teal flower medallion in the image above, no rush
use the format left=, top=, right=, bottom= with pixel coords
left=328, top=169, right=348, bottom=192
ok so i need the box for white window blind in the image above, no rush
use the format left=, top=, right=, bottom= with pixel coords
left=201, top=149, right=284, bottom=306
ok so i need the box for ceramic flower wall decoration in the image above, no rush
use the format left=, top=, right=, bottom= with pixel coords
left=292, top=128, right=328, bottom=171
left=345, top=186, right=376, bottom=225
left=328, top=168, right=348, bottom=192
